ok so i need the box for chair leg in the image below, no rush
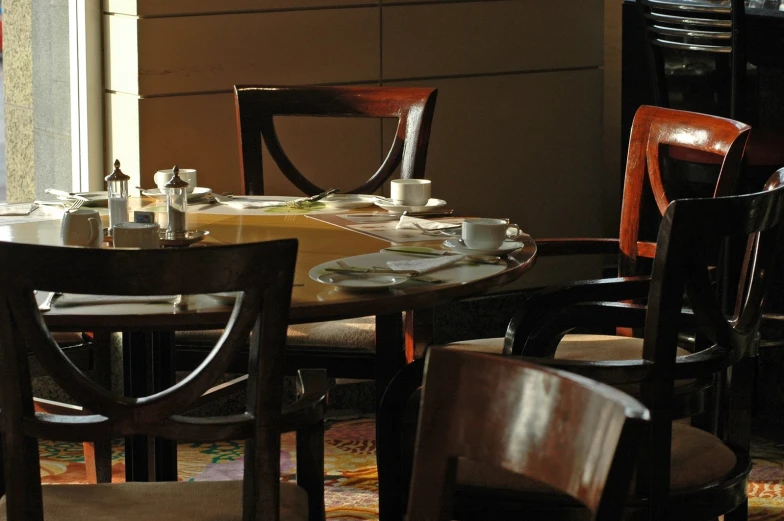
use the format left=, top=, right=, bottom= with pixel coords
left=296, top=420, right=325, bottom=521
left=83, top=441, right=113, bottom=483
left=723, top=500, right=748, bottom=521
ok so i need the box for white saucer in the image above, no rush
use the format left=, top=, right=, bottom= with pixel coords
left=443, top=238, right=524, bottom=256
left=142, top=187, right=212, bottom=202
left=374, top=197, right=447, bottom=214
left=57, top=191, right=109, bottom=207
left=321, top=194, right=377, bottom=209
left=315, top=272, right=409, bottom=292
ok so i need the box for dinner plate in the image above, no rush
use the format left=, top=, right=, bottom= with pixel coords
left=373, top=198, right=447, bottom=214
left=321, top=194, right=378, bottom=209
left=315, top=272, right=410, bottom=292
left=443, top=238, right=524, bottom=256
left=56, top=191, right=109, bottom=207
left=142, top=187, right=213, bottom=202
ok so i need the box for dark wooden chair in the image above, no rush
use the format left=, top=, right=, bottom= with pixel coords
left=0, top=239, right=327, bottom=521
left=637, top=0, right=784, bottom=171
left=178, top=85, right=439, bottom=388
left=407, top=348, right=649, bottom=521
left=381, top=169, right=784, bottom=520
left=233, top=85, right=438, bottom=196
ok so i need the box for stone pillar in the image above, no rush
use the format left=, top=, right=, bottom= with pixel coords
left=3, top=0, right=35, bottom=202
left=3, top=0, right=72, bottom=203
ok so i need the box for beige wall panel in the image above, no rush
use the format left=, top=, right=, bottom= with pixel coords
left=105, top=93, right=142, bottom=190
left=119, top=8, right=379, bottom=96
left=103, top=0, right=137, bottom=16
left=135, top=93, right=242, bottom=195
left=603, top=0, right=623, bottom=237
left=260, top=117, right=383, bottom=197
left=384, top=70, right=606, bottom=287
left=124, top=0, right=377, bottom=16
left=104, top=14, right=140, bottom=95
left=382, top=0, right=603, bottom=80
left=132, top=93, right=383, bottom=197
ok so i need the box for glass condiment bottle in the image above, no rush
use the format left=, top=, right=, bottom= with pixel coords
left=165, top=165, right=189, bottom=236
left=105, top=159, right=130, bottom=232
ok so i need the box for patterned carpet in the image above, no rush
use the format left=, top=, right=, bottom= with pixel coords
left=37, top=418, right=784, bottom=520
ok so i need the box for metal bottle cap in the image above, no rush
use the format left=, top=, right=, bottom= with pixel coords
left=164, top=165, right=189, bottom=189
left=105, top=159, right=130, bottom=182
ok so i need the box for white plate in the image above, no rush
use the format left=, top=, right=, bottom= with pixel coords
left=443, top=238, right=524, bottom=256
left=142, top=187, right=213, bottom=202
left=208, top=292, right=240, bottom=305
left=57, top=191, right=109, bottom=207
left=373, top=198, right=447, bottom=214
left=315, top=272, right=409, bottom=292
left=321, top=194, right=378, bottom=209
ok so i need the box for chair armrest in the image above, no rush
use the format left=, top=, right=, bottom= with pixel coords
left=281, top=369, right=328, bottom=432
left=504, top=277, right=652, bottom=356
left=534, top=237, right=620, bottom=257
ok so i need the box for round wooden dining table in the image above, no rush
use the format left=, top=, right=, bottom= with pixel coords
left=0, top=199, right=537, bottom=489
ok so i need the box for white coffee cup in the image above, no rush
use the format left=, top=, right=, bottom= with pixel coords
left=61, top=209, right=102, bottom=248
left=461, top=218, right=522, bottom=250
left=155, top=168, right=197, bottom=194
left=113, top=222, right=161, bottom=249
left=391, top=179, right=431, bottom=206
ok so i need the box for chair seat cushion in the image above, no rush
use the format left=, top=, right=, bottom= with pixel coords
left=0, top=480, right=308, bottom=521
left=444, top=334, right=694, bottom=392
left=287, top=316, right=376, bottom=351
left=445, top=333, right=690, bottom=359
left=457, top=422, right=735, bottom=493
left=175, top=316, right=376, bottom=352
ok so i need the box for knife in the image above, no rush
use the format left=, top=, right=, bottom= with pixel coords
left=383, top=248, right=503, bottom=264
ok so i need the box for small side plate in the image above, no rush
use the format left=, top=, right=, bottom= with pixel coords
left=315, top=272, right=409, bottom=291
left=442, top=238, right=524, bottom=256
left=160, top=229, right=209, bottom=247
left=142, top=187, right=213, bottom=202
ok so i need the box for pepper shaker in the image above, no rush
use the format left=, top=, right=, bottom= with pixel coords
left=165, top=165, right=189, bottom=236
left=105, top=159, right=130, bottom=232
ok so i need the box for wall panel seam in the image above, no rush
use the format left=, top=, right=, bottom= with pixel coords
left=103, top=4, right=379, bottom=19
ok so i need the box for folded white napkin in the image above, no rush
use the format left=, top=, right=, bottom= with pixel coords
left=386, top=255, right=464, bottom=274
left=0, top=203, right=38, bottom=216
left=226, top=200, right=286, bottom=210
left=54, top=294, right=178, bottom=308
left=396, top=215, right=461, bottom=230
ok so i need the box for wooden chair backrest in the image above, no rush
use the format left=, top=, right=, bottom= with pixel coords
left=406, top=348, right=650, bottom=521
left=0, top=239, right=298, bottom=521
left=619, top=105, right=750, bottom=275
left=637, top=0, right=746, bottom=120
left=234, top=85, right=438, bottom=196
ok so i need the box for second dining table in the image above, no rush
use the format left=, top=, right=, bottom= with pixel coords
left=0, top=197, right=537, bottom=490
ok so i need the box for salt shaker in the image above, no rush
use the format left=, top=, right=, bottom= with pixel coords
left=105, top=159, right=130, bottom=232
left=165, top=165, right=189, bottom=236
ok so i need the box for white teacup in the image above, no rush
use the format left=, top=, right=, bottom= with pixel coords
left=155, top=168, right=197, bottom=194
left=113, top=222, right=161, bottom=249
left=391, top=179, right=431, bottom=206
left=61, top=209, right=102, bottom=248
left=461, top=218, right=522, bottom=250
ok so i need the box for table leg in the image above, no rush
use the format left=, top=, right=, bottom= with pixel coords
left=122, top=331, right=178, bottom=482
left=374, top=313, right=408, bottom=521
left=123, top=331, right=151, bottom=482
left=152, top=331, right=178, bottom=481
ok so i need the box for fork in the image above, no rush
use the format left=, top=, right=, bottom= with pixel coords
left=286, top=188, right=339, bottom=208
left=67, top=199, right=85, bottom=212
